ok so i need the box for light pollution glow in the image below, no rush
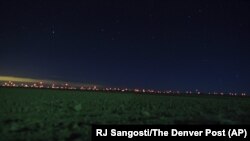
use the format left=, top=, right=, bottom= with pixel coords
left=0, top=76, right=41, bottom=83
left=0, top=75, right=100, bottom=87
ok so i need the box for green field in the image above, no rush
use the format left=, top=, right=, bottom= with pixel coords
left=0, top=87, right=250, bottom=140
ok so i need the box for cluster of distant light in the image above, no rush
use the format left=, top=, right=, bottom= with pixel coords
left=1, top=81, right=78, bottom=90
left=1, top=81, right=247, bottom=96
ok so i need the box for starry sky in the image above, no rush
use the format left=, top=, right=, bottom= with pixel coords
left=0, top=0, right=250, bottom=93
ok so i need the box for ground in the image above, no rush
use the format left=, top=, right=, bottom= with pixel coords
left=0, top=88, right=249, bottom=140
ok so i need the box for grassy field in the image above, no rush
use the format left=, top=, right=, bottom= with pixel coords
left=0, top=87, right=250, bottom=140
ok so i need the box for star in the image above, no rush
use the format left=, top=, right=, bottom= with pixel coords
left=115, top=19, right=120, bottom=24
left=21, top=26, right=26, bottom=30
left=235, top=74, right=240, bottom=79
left=100, top=28, right=105, bottom=32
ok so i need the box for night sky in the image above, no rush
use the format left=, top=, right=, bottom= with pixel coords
left=0, top=0, right=250, bottom=93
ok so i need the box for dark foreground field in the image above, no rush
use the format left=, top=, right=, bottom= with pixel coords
left=0, top=88, right=250, bottom=140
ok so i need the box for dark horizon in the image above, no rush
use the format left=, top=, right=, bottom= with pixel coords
left=0, top=0, right=250, bottom=93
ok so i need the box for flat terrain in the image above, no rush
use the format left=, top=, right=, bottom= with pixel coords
left=0, top=88, right=249, bottom=140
